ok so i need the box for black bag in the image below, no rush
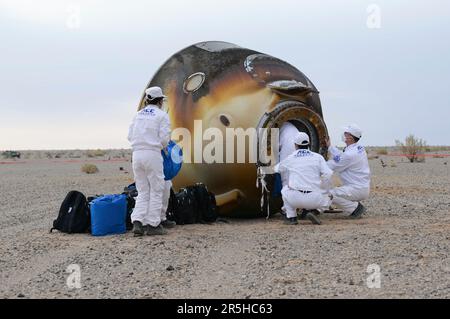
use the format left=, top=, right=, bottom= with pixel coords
left=167, top=183, right=218, bottom=225
left=123, top=182, right=138, bottom=198
left=167, top=187, right=197, bottom=225
left=50, top=191, right=90, bottom=233
left=123, top=194, right=135, bottom=231
left=122, top=183, right=137, bottom=230
left=191, top=183, right=218, bottom=223
left=166, top=187, right=178, bottom=221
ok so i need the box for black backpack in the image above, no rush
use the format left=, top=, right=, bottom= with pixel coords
left=122, top=183, right=137, bottom=230
left=50, top=191, right=90, bottom=233
left=167, top=183, right=218, bottom=225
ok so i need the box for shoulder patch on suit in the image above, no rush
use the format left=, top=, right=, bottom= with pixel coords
left=333, top=155, right=341, bottom=163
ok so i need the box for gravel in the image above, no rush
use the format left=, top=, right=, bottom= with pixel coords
left=0, top=155, right=449, bottom=298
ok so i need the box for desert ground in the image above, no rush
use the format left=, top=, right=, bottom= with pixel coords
left=0, top=149, right=449, bottom=299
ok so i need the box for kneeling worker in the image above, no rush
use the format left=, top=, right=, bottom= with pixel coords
left=326, top=124, right=371, bottom=219
left=274, top=132, right=333, bottom=225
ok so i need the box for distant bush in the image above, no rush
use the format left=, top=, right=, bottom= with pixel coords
left=81, top=164, right=99, bottom=174
left=86, top=149, right=107, bottom=158
left=377, top=148, right=388, bottom=155
left=395, top=134, right=426, bottom=163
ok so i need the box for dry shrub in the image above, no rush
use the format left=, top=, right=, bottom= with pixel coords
left=81, top=164, right=99, bottom=174
left=395, top=134, right=427, bottom=163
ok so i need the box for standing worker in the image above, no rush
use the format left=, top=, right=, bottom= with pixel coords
left=128, top=86, right=175, bottom=236
left=326, top=124, right=371, bottom=219
left=274, top=132, right=333, bottom=225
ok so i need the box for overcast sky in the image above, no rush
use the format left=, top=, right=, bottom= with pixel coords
left=1, top=0, right=449, bottom=150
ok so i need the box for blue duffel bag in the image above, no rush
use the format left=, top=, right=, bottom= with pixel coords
left=90, top=194, right=127, bottom=236
left=162, top=140, right=183, bottom=181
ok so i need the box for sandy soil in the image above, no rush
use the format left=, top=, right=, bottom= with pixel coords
left=0, top=152, right=449, bottom=299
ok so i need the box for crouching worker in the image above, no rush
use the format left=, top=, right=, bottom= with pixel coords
left=326, top=124, right=371, bottom=219
left=274, top=132, right=333, bottom=225
left=127, top=86, right=175, bottom=236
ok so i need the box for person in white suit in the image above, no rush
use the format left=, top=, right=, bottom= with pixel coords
left=274, top=132, right=333, bottom=225
left=128, top=86, right=175, bottom=236
left=326, top=124, right=371, bottom=219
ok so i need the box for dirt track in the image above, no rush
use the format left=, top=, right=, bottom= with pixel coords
left=0, top=155, right=449, bottom=298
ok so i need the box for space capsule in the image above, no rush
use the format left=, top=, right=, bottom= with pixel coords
left=139, top=41, right=329, bottom=217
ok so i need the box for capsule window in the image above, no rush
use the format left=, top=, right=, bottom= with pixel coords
left=183, top=72, right=206, bottom=93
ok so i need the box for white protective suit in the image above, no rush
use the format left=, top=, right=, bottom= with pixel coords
left=128, top=104, right=171, bottom=227
left=274, top=149, right=333, bottom=218
left=327, top=143, right=371, bottom=213
left=279, top=122, right=300, bottom=186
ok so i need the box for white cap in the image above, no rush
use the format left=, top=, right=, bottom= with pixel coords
left=145, top=86, right=167, bottom=99
left=342, top=123, right=362, bottom=139
left=294, top=132, right=310, bottom=146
